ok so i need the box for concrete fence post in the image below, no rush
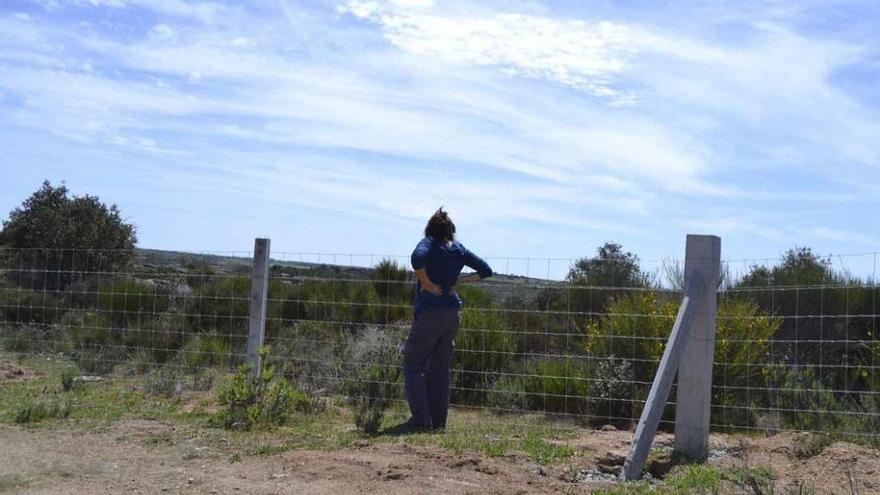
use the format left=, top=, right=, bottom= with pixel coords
left=620, top=275, right=702, bottom=480
left=621, top=234, right=720, bottom=480
left=246, top=238, right=271, bottom=376
left=674, top=234, right=721, bottom=460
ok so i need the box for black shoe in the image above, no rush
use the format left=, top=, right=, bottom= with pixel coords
left=386, top=419, right=430, bottom=436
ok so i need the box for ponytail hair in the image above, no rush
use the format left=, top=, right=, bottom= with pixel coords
left=424, top=207, right=456, bottom=242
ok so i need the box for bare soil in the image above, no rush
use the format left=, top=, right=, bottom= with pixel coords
left=0, top=363, right=43, bottom=382
left=2, top=420, right=879, bottom=494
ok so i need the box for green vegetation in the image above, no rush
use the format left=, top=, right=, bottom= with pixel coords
left=0, top=181, right=136, bottom=291
left=213, top=347, right=295, bottom=430
left=343, top=327, right=403, bottom=434
left=0, top=182, right=878, bottom=441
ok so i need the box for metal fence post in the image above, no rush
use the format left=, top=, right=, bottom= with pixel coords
left=674, top=234, right=721, bottom=460
left=246, top=238, right=271, bottom=376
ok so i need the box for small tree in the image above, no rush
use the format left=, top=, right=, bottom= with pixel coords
left=560, top=243, right=651, bottom=333
left=0, top=181, right=137, bottom=289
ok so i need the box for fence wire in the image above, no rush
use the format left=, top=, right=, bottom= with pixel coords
left=0, top=247, right=877, bottom=441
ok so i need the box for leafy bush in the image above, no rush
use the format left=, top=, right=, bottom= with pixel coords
left=188, top=276, right=250, bottom=339
left=769, top=366, right=880, bottom=441
left=587, top=292, right=778, bottom=427
left=372, top=259, right=411, bottom=323
left=0, top=181, right=136, bottom=291
left=587, top=357, right=635, bottom=425
left=270, top=321, right=346, bottom=396
left=15, top=400, right=71, bottom=424
left=213, top=347, right=295, bottom=430
left=342, top=327, right=402, bottom=434
left=0, top=287, right=63, bottom=325
left=177, top=332, right=233, bottom=370
left=488, top=358, right=590, bottom=415
left=453, top=301, right=518, bottom=404
left=61, top=367, right=78, bottom=392
left=98, top=279, right=170, bottom=328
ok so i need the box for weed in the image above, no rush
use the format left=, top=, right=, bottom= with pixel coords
left=60, top=367, right=77, bottom=392
left=14, top=400, right=71, bottom=424
left=520, top=433, right=575, bottom=465
left=212, top=346, right=295, bottom=430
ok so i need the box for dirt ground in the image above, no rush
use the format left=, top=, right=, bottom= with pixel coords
left=2, top=420, right=879, bottom=495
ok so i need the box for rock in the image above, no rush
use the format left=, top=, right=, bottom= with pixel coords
left=447, top=458, right=479, bottom=469
left=601, top=424, right=618, bottom=432
left=75, top=375, right=103, bottom=383
left=596, top=452, right=626, bottom=475
left=528, top=464, right=547, bottom=476
left=475, top=464, right=499, bottom=475
left=647, top=457, right=675, bottom=478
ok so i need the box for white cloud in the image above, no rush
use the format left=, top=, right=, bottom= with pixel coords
left=85, top=0, right=126, bottom=7
left=337, top=1, right=636, bottom=102
left=149, top=23, right=177, bottom=41
left=3, top=0, right=879, bottom=260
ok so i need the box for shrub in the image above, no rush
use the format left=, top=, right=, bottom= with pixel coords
left=587, top=357, right=635, bottom=425
left=144, top=366, right=185, bottom=397
left=342, top=327, right=402, bottom=434
left=61, top=367, right=78, bottom=392
left=15, top=400, right=71, bottom=424
left=453, top=301, right=518, bottom=404
left=188, top=276, right=250, bottom=340
left=373, top=259, right=411, bottom=322
left=0, top=287, right=63, bottom=326
left=270, top=321, right=347, bottom=395
left=712, top=301, right=779, bottom=429
left=488, top=358, right=590, bottom=416
left=587, top=292, right=778, bottom=428
left=177, top=332, right=233, bottom=370
left=213, top=347, right=294, bottom=430
left=0, top=181, right=136, bottom=291
left=98, top=279, right=170, bottom=329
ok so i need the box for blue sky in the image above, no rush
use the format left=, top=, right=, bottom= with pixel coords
left=0, top=0, right=879, bottom=278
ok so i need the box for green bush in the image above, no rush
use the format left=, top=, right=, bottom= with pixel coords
left=587, top=357, right=634, bottom=425
left=770, top=367, right=880, bottom=441
left=270, top=321, right=347, bottom=396
left=177, top=332, right=233, bottom=370
left=0, top=181, right=136, bottom=291
left=61, top=367, right=78, bottom=392
left=188, top=276, right=250, bottom=339
left=98, top=279, right=170, bottom=328
left=144, top=366, right=184, bottom=397
left=453, top=301, right=518, bottom=404
left=372, top=259, right=411, bottom=323
left=15, top=400, right=71, bottom=424
left=342, top=327, right=402, bottom=435
left=586, top=292, right=778, bottom=427
left=213, top=347, right=295, bottom=430
left=0, top=287, right=63, bottom=325
left=488, top=358, right=590, bottom=415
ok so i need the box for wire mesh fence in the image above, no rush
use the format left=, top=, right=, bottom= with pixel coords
left=0, top=246, right=877, bottom=442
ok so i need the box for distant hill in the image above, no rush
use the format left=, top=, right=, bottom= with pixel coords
left=134, top=247, right=555, bottom=302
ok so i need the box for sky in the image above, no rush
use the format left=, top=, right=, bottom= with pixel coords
left=0, top=0, right=879, bottom=279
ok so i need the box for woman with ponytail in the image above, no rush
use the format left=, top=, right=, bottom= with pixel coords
left=395, top=208, right=493, bottom=433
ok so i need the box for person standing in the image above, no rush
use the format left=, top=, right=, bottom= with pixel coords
left=397, top=208, right=493, bottom=432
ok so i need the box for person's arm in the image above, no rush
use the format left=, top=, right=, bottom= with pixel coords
left=452, top=246, right=493, bottom=294
left=411, top=238, right=442, bottom=295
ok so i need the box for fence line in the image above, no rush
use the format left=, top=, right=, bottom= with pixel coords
left=0, top=243, right=878, bottom=448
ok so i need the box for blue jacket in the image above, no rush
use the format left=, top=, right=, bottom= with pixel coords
left=410, top=236, right=493, bottom=315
